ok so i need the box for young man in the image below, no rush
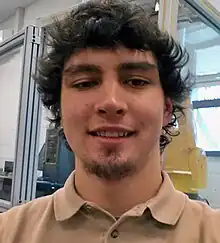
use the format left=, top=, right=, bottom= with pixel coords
left=1, top=0, right=220, bottom=242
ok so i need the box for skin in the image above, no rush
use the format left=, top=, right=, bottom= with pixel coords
left=61, top=46, right=172, bottom=216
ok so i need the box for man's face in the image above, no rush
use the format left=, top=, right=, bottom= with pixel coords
left=61, top=47, right=171, bottom=181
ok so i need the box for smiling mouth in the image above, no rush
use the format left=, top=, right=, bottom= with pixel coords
left=89, top=131, right=136, bottom=138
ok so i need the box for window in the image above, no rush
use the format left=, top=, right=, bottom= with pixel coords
left=192, top=86, right=220, bottom=153
left=178, top=1, right=220, bottom=156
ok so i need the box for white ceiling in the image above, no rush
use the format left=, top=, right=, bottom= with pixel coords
left=0, top=0, right=37, bottom=23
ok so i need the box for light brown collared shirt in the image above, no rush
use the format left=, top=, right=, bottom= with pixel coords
left=0, top=172, right=220, bottom=243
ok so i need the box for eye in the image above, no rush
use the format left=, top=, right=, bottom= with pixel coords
left=72, top=80, right=99, bottom=90
left=125, top=78, right=150, bottom=88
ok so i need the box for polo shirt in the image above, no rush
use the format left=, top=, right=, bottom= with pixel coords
left=0, top=171, right=220, bottom=243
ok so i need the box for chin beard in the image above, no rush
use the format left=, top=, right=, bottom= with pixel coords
left=83, top=151, right=136, bottom=181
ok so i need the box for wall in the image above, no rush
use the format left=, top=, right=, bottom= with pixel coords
left=24, top=0, right=81, bottom=26
left=0, top=17, right=15, bottom=42
left=0, top=0, right=82, bottom=36
left=0, top=16, right=15, bottom=30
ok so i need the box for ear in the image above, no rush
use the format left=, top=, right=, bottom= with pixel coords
left=163, top=98, right=173, bottom=126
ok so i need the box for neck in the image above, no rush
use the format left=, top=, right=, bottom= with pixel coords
left=74, top=153, right=162, bottom=217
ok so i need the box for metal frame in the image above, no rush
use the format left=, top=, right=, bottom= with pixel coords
left=193, top=99, right=220, bottom=109
left=183, top=0, right=220, bottom=34
left=12, top=25, right=42, bottom=206
left=0, top=30, right=25, bottom=57
left=30, top=28, right=46, bottom=201
left=0, top=26, right=42, bottom=209
left=206, top=151, right=220, bottom=157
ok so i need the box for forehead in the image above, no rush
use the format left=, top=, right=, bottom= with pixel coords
left=64, top=47, right=157, bottom=70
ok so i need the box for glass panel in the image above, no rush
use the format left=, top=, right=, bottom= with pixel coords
left=35, top=107, right=75, bottom=198
left=178, top=0, right=220, bottom=86
left=196, top=45, right=220, bottom=76
left=193, top=107, right=220, bottom=151
left=0, top=47, right=23, bottom=201
left=178, top=2, right=220, bottom=151
left=177, top=1, right=220, bottom=209
left=191, top=85, right=220, bottom=101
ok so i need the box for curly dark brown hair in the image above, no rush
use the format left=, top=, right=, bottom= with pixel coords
left=35, top=0, right=192, bottom=152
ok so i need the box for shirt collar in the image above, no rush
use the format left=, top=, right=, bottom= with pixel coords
left=146, top=171, right=187, bottom=225
left=54, top=171, right=86, bottom=221
left=54, top=171, right=186, bottom=225
left=122, top=171, right=186, bottom=225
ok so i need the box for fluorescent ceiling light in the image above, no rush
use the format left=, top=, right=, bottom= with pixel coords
left=155, top=1, right=160, bottom=12
left=0, top=30, right=3, bottom=42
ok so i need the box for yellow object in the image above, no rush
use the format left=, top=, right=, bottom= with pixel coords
left=164, top=100, right=207, bottom=193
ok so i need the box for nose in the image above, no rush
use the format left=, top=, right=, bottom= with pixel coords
left=95, top=82, right=128, bottom=118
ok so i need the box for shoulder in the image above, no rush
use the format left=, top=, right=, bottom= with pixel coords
left=184, top=196, right=220, bottom=221
left=185, top=197, right=220, bottom=219
left=4, top=193, right=53, bottom=216
left=184, top=197, right=220, bottom=241
left=0, top=194, right=54, bottom=233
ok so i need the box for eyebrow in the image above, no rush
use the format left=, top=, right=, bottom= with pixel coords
left=63, top=64, right=102, bottom=76
left=62, top=61, right=158, bottom=76
left=118, top=62, right=158, bottom=72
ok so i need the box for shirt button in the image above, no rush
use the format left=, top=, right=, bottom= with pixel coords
left=111, top=229, right=119, bottom=239
left=86, top=205, right=92, bottom=210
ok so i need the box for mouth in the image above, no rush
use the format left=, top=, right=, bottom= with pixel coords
left=88, top=131, right=136, bottom=138
left=87, top=126, right=137, bottom=144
